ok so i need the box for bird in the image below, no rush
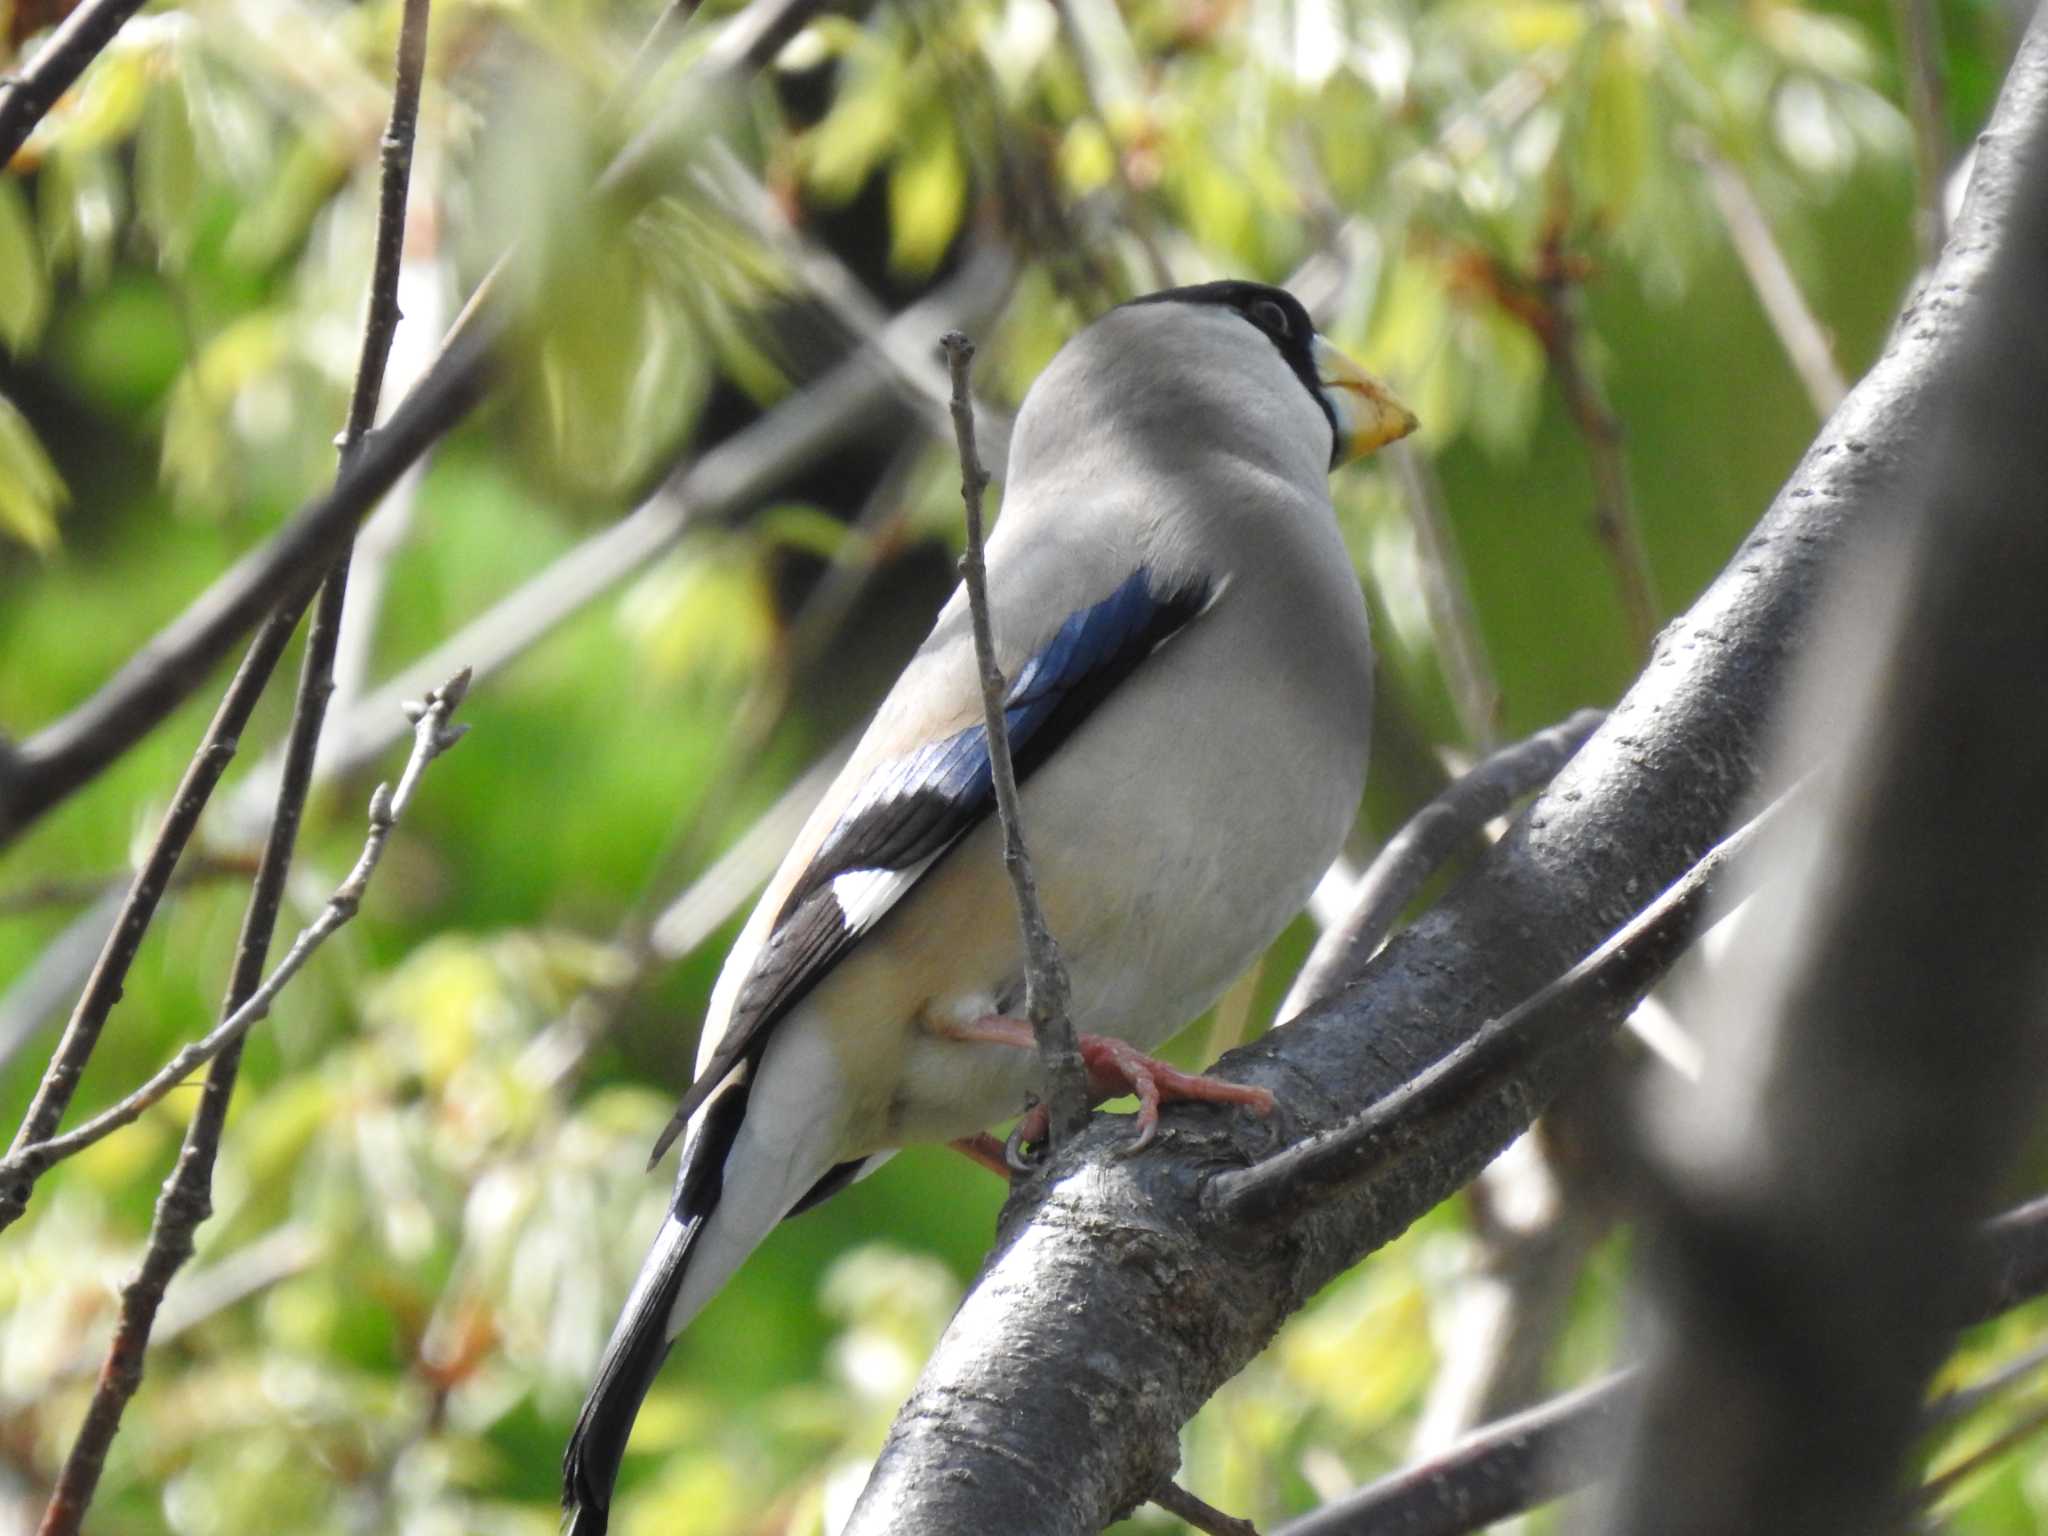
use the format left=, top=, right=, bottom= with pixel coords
left=562, top=279, right=1417, bottom=1533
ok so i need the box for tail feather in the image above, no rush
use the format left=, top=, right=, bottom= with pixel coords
left=562, top=1082, right=749, bottom=1532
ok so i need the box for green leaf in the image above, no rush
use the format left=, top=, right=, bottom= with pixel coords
left=0, top=179, right=50, bottom=353
left=888, top=129, right=966, bottom=276
left=1581, top=26, right=1652, bottom=220
left=0, top=395, right=68, bottom=553
left=137, top=70, right=203, bottom=269
left=37, top=147, right=127, bottom=289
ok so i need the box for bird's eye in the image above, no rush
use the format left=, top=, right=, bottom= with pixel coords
left=1248, top=298, right=1292, bottom=339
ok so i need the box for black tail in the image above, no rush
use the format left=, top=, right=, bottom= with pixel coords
left=562, top=1082, right=749, bottom=1533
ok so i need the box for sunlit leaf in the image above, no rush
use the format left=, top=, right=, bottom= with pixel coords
left=0, top=395, right=68, bottom=552
left=137, top=70, right=203, bottom=269
left=888, top=128, right=966, bottom=275
left=54, top=44, right=149, bottom=152
left=0, top=179, right=50, bottom=353
left=1580, top=26, right=1652, bottom=220
left=37, top=146, right=126, bottom=288
left=618, top=533, right=779, bottom=689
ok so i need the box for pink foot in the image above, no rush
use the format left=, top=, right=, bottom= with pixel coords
left=944, top=1015, right=1275, bottom=1155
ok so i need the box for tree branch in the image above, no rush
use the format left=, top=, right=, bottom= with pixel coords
left=0, top=604, right=308, bottom=1235
left=32, top=9, right=441, bottom=1521
left=0, top=0, right=148, bottom=168
left=940, top=330, right=1089, bottom=1144
left=1214, top=771, right=1806, bottom=1227
left=1686, top=133, right=1848, bottom=417
left=837, top=18, right=2048, bottom=1533
left=0, top=673, right=470, bottom=1195
left=1533, top=237, right=1660, bottom=657
left=1282, top=708, right=1606, bottom=1022
left=35, top=673, right=467, bottom=1536
left=1597, top=61, right=2048, bottom=1536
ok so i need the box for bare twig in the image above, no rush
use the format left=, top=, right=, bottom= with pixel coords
left=0, top=674, right=470, bottom=1193
left=1387, top=442, right=1502, bottom=747
left=1048, top=0, right=1174, bottom=291
left=1686, top=134, right=1848, bottom=416
left=1896, top=0, right=1952, bottom=268
left=0, top=853, right=258, bottom=918
left=1212, top=774, right=1809, bottom=1227
left=0, top=0, right=149, bottom=167
left=1282, top=709, right=1605, bottom=1021
left=1153, top=1479, right=1261, bottom=1536
left=939, top=329, right=1089, bottom=1144
left=36, top=579, right=350, bottom=1536
left=1915, top=1398, right=2048, bottom=1511
left=32, top=17, right=441, bottom=1522
left=1532, top=240, right=1659, bottom=656
left=1277, top=1371, right=1636, bottom=1536
left=0, top=606, right=307, bottom=1236
left=338, top=0, right=432, bottom=459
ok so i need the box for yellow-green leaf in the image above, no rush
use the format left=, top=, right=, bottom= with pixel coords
left=0, top=180, right=49, bottom=353
left=137, top=71, right=203, bottom=268
left=888, top=130, right=965, bottom=276
left=0, top=395, right=68, bottom=553
left=1581, top=27, right=1651, bottom=219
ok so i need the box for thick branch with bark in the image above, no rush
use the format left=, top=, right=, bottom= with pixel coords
left=1598, top=53, right=2048, bottom=1534
left=839, top=20, right=2048, bottom=1534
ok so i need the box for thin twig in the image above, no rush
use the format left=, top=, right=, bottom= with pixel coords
left=37, top=573, right=350, bottom=1535
left=0, top=673, right=470, bottom=1192
left=0, top=853, right=258, bottom=918
left=1212, top=775, right=1811, bottom=1226
left=1282, top=710, right=1605, bottom=1022
left=1276, top=1371, right=1636, bottom=1536
left=0, top=604, right=308, bottom=1236
left=939, top=329, right=1089, bottom=1144
left=0, top=0, right=149, bottom=168
left=1686, top=133, right=1847, bottom=417
left=33, top=16, right=439, bottom=1522
left=1896, top=0, right=1952, bottom=268
left=1532, top=238, right=1659, bottom=656
left=1387, top=441, right=1501, bottom=747
left=1048, top=0, right=1173, bottom=291
left=1153, top=1479, right=1261, bottom=1536
left=1915, top=1398, right=2048, bottom=1511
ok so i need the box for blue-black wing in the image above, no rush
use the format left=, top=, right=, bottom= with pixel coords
left=647, top=565, right=1212, bottom=1162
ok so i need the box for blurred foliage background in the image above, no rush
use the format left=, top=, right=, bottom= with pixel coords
left=1, top=0, right=2043, bottom=1532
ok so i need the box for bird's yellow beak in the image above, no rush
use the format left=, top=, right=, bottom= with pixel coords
left=1313, top=335, right=1418, bottom=465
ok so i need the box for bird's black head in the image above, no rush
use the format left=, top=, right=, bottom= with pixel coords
left=1125, top=281, right=1336, bottom=448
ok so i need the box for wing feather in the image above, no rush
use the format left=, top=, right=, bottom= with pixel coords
left=647, top=565, right=1213, bottom=1163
